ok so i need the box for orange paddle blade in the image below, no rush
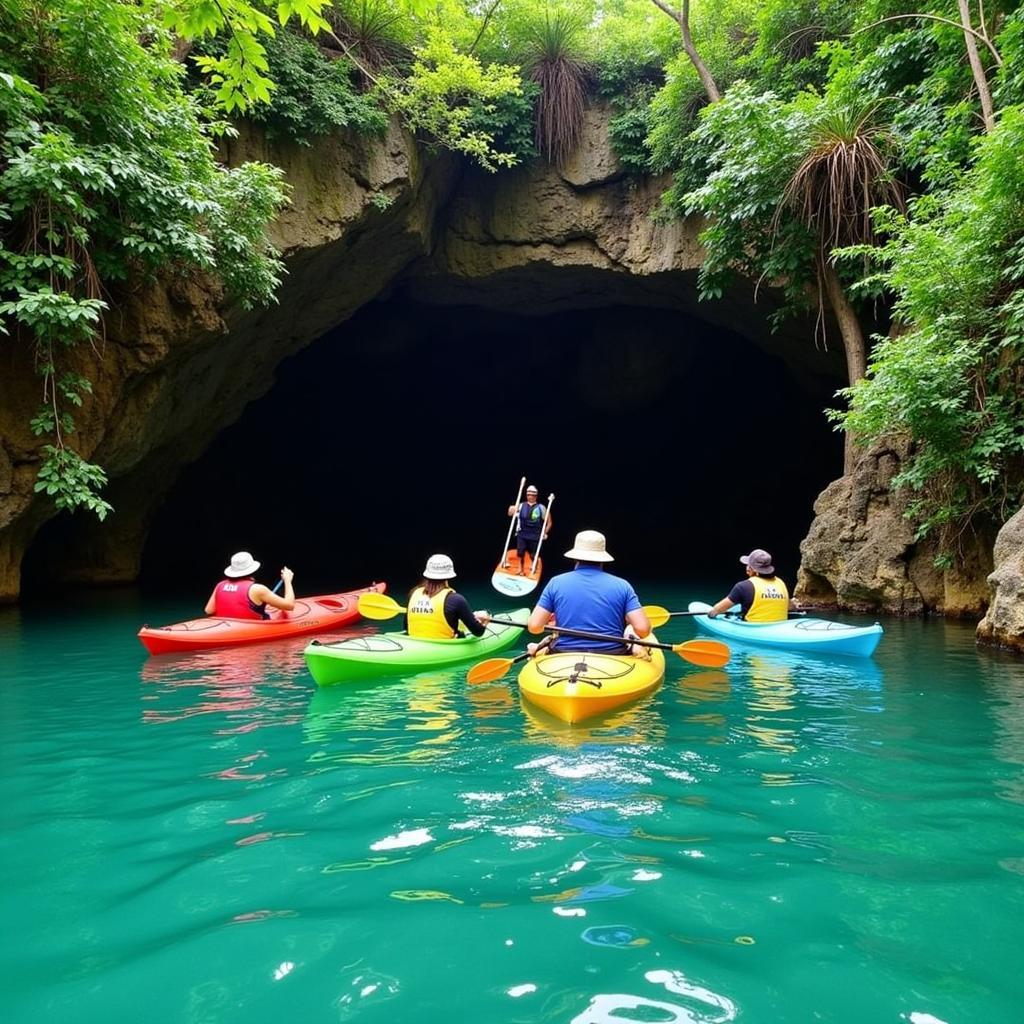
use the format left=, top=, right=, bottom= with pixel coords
left=673, top=639, right=730, bottom=668
left=467, top=658, right=515, bottom=685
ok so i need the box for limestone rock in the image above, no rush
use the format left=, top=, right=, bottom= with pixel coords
left=796, top=441, right=992, bottom=616
left=977, top=507, right=1024, bottom=651
left=559, top=104, right=624, bottom=188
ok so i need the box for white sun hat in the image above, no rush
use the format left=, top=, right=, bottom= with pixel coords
left=423, top=553, right=456, bottom=580
left=224, top=551, right=260, bottom=577
left=564, top=530, right=614, bottom=562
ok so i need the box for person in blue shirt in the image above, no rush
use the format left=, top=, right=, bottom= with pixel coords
left=527, top=530, right=651, bottom=654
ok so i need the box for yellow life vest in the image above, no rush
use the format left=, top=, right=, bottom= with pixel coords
left=746, top=575, right=790, bottom=623
left=407, top=585, right=455, bottom=639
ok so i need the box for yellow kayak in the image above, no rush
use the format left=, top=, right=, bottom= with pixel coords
left=517, top=647, right=665, bottom=724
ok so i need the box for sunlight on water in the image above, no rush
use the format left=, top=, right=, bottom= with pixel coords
left=1, top=590, right=1023, bottom=1023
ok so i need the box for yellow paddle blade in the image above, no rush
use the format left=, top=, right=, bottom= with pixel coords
left=357, top=592, right=405, bottom=620
left=466, top=658, right=515, bottom=685
left=672, top=639, right=730, bottom=668
left=643, top=605, right=671, bottom=628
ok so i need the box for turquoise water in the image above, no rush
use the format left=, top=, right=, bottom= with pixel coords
left=2, top=584, right=1023, bottom=1024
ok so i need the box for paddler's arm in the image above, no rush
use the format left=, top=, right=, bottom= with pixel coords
left=204, top=586, right=218, bottom=615
left=625, top=607, right=651, bottom=638
left=252, top=567, right=296, bottom=611
left=528, top=606, right=553, bottom=634
left=707, top=597, right=733, bottom=619
left=529, top=582, right=555, bottom=634
left=447, top=593, right=486, bottom=637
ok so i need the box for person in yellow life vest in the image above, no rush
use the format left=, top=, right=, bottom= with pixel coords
left=405, top=554, right=491, bottom=639
left=707, top=548, right=799, bottom=622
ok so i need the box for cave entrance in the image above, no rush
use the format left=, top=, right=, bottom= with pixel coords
left=134, top=298, right=842, bottom=595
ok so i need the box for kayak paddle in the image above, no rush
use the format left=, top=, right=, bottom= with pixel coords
left=358, top=591, right=406, bottom=619
left=488, top=618, right=730, bottom=668
left=527, top=493, right=555, bottom=579
left=467, top=636, right=554, bottom=685
left=642, top=604, right=808, bottom=628
left=499, top=476, right=526, bottom=570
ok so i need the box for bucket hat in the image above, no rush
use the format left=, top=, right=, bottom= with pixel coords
left=740, top=549, right=775, bottom=574
left=225, top=551, right=260, bottom=577
left=526, top=484, right=539, bottom=495
left=564, top=530, right=615, bottom=563
left=423, top=554, right=456, bottom=580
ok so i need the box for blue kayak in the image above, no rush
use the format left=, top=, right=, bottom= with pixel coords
left=688, top=601, right=883, bottom=658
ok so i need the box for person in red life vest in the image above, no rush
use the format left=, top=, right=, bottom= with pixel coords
left=204, top=551, right=296, bottom=620
left=507, top=484, right=551, bottom=576
left=405, top=554, right=490, bottom=638
left=707, top=548, right=799, bottom=623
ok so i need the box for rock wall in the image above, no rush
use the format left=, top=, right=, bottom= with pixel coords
left=795, top=440, right=993, bottom=616
left=0, top=120, right=457, bottom=600
left=977, top=507, right=1024, bottom=651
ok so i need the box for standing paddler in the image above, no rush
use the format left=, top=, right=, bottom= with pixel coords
left=507, top=484, right=552, bottom=576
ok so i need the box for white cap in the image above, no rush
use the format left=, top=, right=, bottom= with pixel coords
left=224, top=551, right=260, bottom=577
left=423, top=553, right=456, bottom=580
left=564, top=530, right=614, bottom=563
left=526, top=484, right=539, bottom=494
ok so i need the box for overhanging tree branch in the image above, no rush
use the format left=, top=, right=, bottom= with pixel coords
left=649, top=0, right=721, bottom=102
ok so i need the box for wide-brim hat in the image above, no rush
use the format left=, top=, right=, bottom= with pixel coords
left=225, top=551, right=260, bottom=577
left=565, top=530, right=614, bottom=562
left=423, top=553, right=456, bottom=580
left=740, top=549, right=774, bottom=574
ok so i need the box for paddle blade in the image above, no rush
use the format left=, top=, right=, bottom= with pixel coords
left=357, top=592, right=404, bottom=620
left=467, top=658, right=515, bottom=685
left=673, top=639, right=731, bottom=668
left=643, top=604, right=671, bottom=628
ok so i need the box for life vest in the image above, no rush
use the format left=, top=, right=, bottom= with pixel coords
left=213, top=578, right=267, bottom=620
left=746, top=576, right=789, bottom=623
left=407, top=585, right=455, bottom=639
left=518, top=502, right=545, bottom=536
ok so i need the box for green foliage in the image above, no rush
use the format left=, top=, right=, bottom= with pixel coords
left=837, top=107, right=1024, bottom=552
left=0, top=0, right=288, bottom=518
left=465, top=79, right=540, bottom=165
left=388, top=29, right=525, bottom=171
left=164, top=0, right=333, bottom=111
left=677, top=82, right=817, bottom=310
left=239, top=29, right=388, bottom=144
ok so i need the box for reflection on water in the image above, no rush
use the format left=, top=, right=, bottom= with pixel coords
left=744, top=654, right=798, bottom=754
left=519, top=694, right=667, bottom=747
left=139, top=638, right=309, bottom=731
left=571, top=969, right=737, bottom=1024
left=303, top=672, right=464, bottom=766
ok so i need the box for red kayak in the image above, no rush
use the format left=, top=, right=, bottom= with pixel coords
left=138, top=582, right=386, bottom=655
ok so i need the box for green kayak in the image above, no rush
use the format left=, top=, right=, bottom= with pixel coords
left=303, top=609, right=528, bottom=686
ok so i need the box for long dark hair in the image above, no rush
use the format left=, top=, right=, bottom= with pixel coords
left=409, top=578, right=450, bottom=600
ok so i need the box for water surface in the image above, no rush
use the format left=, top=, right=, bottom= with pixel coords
left=2, top=585, right=1022, bottom=1023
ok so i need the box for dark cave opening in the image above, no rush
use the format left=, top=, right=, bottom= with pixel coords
left=143, top=299, right=843, bottom=594
left=22, top=299, right=844, bottom=598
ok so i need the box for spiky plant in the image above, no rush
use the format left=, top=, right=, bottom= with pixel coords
left=524, top=9, right=590, bottom=166
left=326, top=0, right=408, bottom=84
left=778, top=99, right=905, bottom=468
left=781, top=101, right=904, bottom=256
